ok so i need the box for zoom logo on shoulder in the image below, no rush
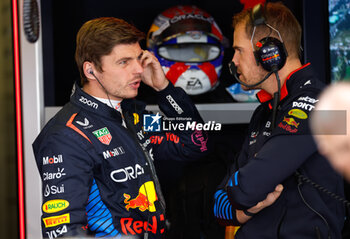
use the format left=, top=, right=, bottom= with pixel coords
left=143, top=113, right=162, bottom=132
left=79, top=96, right=98, bottom=109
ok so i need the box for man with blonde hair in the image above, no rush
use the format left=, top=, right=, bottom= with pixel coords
left=214, top=2, right=345, bottom=238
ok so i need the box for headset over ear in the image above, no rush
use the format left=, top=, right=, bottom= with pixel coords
left=250, top=4, right=288, bottom=72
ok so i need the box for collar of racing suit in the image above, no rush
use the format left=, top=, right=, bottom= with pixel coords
left=256, top=63, right=312, bottom=109
left=70, top=83, right=146, bottom=124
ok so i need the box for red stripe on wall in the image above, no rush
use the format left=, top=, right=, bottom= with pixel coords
left=12, top=0, right=25, bottom=239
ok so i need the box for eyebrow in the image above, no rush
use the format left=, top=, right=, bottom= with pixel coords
left=116, top=57, right=132, bottom=63
left=233, top=46, right=242, bottom=51
left=116, top=51, right=143, bottom=63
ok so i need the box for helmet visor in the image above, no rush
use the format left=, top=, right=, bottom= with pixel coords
left=158, top=43, right=221, bottom=63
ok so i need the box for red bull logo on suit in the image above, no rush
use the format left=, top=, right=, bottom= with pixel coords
left=123, top=181, right=158, bottom=212
left=278, top=116, right=300, bottom=133
left=120, top=214, right=165, bottom=235
left=282, top=117, right=299, bottom=128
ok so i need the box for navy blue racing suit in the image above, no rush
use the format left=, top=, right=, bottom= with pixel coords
left=214, top=64, right=345, bottom=238
left=33, top=82, right=209, bottom=238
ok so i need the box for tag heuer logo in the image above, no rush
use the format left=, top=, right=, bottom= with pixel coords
left=93, top=127, right=112, bottom=145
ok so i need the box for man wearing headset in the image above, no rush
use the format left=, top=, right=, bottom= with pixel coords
left=214, top=2, right=345, bottom=238
left=33, top=17, right=208, bottom=238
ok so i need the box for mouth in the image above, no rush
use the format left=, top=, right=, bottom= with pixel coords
left=129, top=80, right=141, bottom=89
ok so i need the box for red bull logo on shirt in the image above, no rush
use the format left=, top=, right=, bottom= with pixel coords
left=120, top=214, right=165, bottom=235
left=124, top=181, right=158, bottom=212
left=282, top=117, right=299, bottom=128
left=278, top=116, right=299, bottom=133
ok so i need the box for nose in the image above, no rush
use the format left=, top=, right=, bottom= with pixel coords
left=232, top=52, right=239, bottom=67
left=134, top=59, right=144, bottom=74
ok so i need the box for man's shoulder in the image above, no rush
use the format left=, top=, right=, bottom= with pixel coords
left=47, top=102, right=80, bottom=126
left=33, top=103, right=85, bottom=144
left=285, top=70, right=324, bottom=103
left=291, top=72, right=325, bottom=95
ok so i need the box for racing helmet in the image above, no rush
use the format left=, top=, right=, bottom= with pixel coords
left=147, top=5, right=224, bottom=95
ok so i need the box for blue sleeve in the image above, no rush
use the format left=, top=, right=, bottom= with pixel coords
left=213, top=150, right=242, bottom=226
left=213, top=189, right=240, bottom=226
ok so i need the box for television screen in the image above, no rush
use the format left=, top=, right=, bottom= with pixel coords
left=329, top=0, right=350, bottom=82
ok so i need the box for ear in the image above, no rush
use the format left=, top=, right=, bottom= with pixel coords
left=83, top=61, right=95, bottom=80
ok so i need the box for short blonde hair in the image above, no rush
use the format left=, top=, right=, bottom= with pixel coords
left=233, top=2, right=302, bottom=59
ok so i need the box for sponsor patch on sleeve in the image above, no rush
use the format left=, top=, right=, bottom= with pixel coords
left=288, top=109, right=308, bottom=119
left=43, top=213, right=70, bottom=228
left=278, top=96, right=314, bottom=133
left=93, top=127, right=112, bottom=145
left=46, top=225, right=67, bottom=239
left=291, top=96, right=319, bottom=111
left=278, top=108, right=310, bottom=134
left=43, top=199, right=69, bottom=213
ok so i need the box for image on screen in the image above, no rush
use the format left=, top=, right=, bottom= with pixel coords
left=329, top=0, right=350, bottom=82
